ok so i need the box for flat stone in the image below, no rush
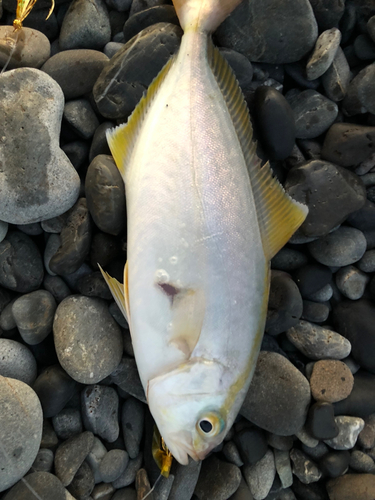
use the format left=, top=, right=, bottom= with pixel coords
left=306, top=28, right=341, bottom=80
left=54, top=296, right=123, bottom=384
left=310, top=360, right=354, bottom=403
left=41, top=49, right=109, bottom=100
left=326, top=474, right=375, bottom=500
left=0, top=68, right=80, bottom=224
left=286, top=321, right=351, bottom=360
left=215, top=0, right=318, bottom=64
left=320, top=47, right=351, bottom=102
left=290, top=448, right=321, bottom=484
left=0, top=339, right=37, bottom=385
left=335, top=265, right=369, bottom=300
left=2, top=472, right=65, bottom=500
left=82, top=384, right=120, bottom=442
left=324, top=416, right=364, bottom=450
left=241, top=352, right=311, bottom=436
left=0, top=376, right=43, bottom=492
left=243, top=449, right=275, bottom=500
left=112, top=453, right=143, bottom=489
left=194, top=454, right=241, bottom=500
left=54, top=431, right=95, bottom=487
left=0, top=26, right=50, bottom=70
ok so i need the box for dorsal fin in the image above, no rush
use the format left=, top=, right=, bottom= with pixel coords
left=106, top=55, right=175, bottom=180
left=207, top=41, right=308, bottom=260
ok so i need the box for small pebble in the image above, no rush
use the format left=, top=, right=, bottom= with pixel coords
left=0, top=26, right=50, bottom=69
left=333, top=371, right=375, bottom=418
left=302, top=442, right=329, bottom=461
left=324, top=416, right=365, bottom=450
left=243, top=449, right=275, bottom=500
left=82, top=385, right=119, bottom=442
left=321, top=47, right=351, bottom=102
left=357, top=249, right=375, bottom=273
left=305, top=284, right=333, bottom=303
left=99, top=449, right=129, bottom=483
left=194, top=454, right=241, bottom=500
left=91, top=482, right=116, bottom=499
left=349, top=450, right=375, bottom=473
left=110, top=357, right=146, bottom=403
left=310, top=360, right=354, bottom=403
left=302, top=299, right=329, bottom=323
left=295, top=427, right=319, bottom=448
left=306, top=28, right=341, bottom=81
left=222, top=441, right=243, bottom=467
left=358, top=414, right=375, bottom=449
left=335, top=265, right=369, bottom=300
left=31, top=448, right=54, bottom=473
left=122, top=397, right=145, bottom=459
left=290, top=448, right=321, bottom=484
left=271, top=247, right=308, bottom=272
left=86, top=437, right=108, bottom=484
left=54, top=431, right=95, bottom=487
left=52, top=408, right=83, bottom=440
left=235, top=427, right=268, bottom=465
left=68, top=461, right=95, bottom=499
left=43, top=275, right=71, bottom=303
left=306, top=402, right=339, bottom=440
left=112, top=453, right=143, bottom=490
left=64, top=99, right=100, bottom=139
left=267, top=434, right=294, bottom=451
left=0, top=339, right=37, bottom=385
left=274, top=449, right=293, bottom=489
left=319, top=450, right=350, bottom=478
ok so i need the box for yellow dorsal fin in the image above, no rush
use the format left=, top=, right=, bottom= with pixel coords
left=207, top=41, right=308, bottom=260
left=99, top=264, right=130, bottom=326
left=106, top=56, right=175, bottom=180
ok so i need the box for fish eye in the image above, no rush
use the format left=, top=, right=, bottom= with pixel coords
left=197, top=412, right=225, bottom=438
left=199, top=419, right=213, bottom=433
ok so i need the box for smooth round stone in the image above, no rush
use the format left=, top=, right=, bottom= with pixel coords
left=349, top=450, right=375, bottom=473
left=44, top=234, right=61, bottom=276
left=33, top=364, right=78, bottom=418
left=302, top=441, right=329, bottom=461
left=287, top=90, right=338, bottom=139
left=41, top=49, right=109, bottom=100
left=86, top=436, right=108, bottom=483
left=49, top=198, right=92, bottom=275
left=358, top=249, right=375, bottom=272
left=0, top=376, right=43, bottom=492
left=308, top=0, right=345, bottom=31
left=254, top=86, right=295, bottom=160
left=55, top=431, right=95, bottom=487
left=0, top=68, right=80, bottom=224
left=0, top=298, right=16, bottom=331
left=274, top=449, right=293, bottom=489
left=12, top=290, right=57, bottom=345
left=63, top=99, right=99, bottom=140
left=243, top=449, right=275, bottom=499
left=235, top=427, right=268, bottom=466
left=220, top=48, right=254, bottom=92
left=194, top=454, right=241, bottom=500
left=266, top=271, right=303, bottom=335
left=343, top=62, right=375, bottom=116
left=306, top=28, right=341, bottom=81
left=0, top=26, right=50, bottom=70
left=319, top=450, right=350, bottom=478
left=215, top=0, right=317, bottom=64
left=335, top=265, right=369, bottom=300
left=99, top=449, right=129, bottom=483
left=89, top=122, right=112, bottom=162
left=0, top=339, right=37, bottom=385
left=290, top=449, right=321, bottom=484
left=322, top=47, right=351, bottom=102
left=54, top=296, right=123, bottom=384
left=308, top=226, right=367, bottom=267
left=322, top=123, right=375, bottom=168
left=52, top=408, right=83, bottom=440
left=122, top=397, right=145, bottom=459
left=20, top=7, right=59, bottom=40
left=307, top=402, right=339, bottom=440
left=347, top=199, right=375, bottom=232
left=85, top=155, right=126, bottom=236
left=327, top=473, right=375, bottom=500
left=0, top=232, right=44, bottom=292
left=305, top=283, right=333, bottom=303
left=41, top=214, right=67, bottom=234
left=271, top=247, right=308, bottom=272
left=93, top=23, right=182, bottom=119
left=358, top=414, right=375, bottom=449
left=324, top=416, right=364, bottom=450
left=333, top=299, right=375, bottom=374
left=31, top=448, right=54, bottom=473
left=241, top=352, right=311, bottom=436
left=77, top=271, right=113, bottom=299
left=310, top=360, right=354, bottom=403
left=2, top=472, right=65, bottom=500
left=59, top=0, right=110, bottom=50
left=286, top=321, right=351, bottom=360
left=295, top=427, right=319, bottom=448
left=222, top=441, right=243, bottom=467
left=293, top=264, right=333, bottom=298
left=285, top=160, right=366, bottom=238
left=43, top=275, right=71, bottom=303
left=334, top=371, right=375, bottom=418
left=92, top=483, right=116, bottom=500
left=68, top=461, right=95, bottom=499
left=123, top=5, right=179, bottom=42
left=302, top=300, right=329, bottom=323
left=82, top=384, right=120, bottom=442
left=104, top=41, right=124, bottom=58
left=267, top=434, right=293, bottom=452
left=112, top=453, right=143, bottom=490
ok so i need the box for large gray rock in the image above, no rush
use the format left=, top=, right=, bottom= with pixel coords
left=0, top=376, right=43, bottom=492
left=0, top=68, right=80, bottom=224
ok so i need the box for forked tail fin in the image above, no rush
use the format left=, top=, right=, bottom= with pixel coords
left=172, top=0, right=243, bottom=33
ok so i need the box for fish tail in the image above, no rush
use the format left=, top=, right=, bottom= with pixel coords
left=172, top=0, right=243, bottom=33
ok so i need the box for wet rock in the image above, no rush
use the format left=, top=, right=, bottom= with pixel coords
left=0, top=26, right=50, bottom=70
left=326, top=473, right=375, bottom=500
left=243, top=449, right=275, bottom=500
left=0, top=68, right=80, bottom=224
left=54, top=431, right=94, bottom=487
left=82, top=384, right=120, bottom=442
left=290, top=448, right=321, bottom=484
left=241, top=352, right=311, bottom=436
left=310, top=360, right=354, bottom=403
left=0, top=339, right=37, bottom=385
left=194, top=454, right=241, bottom=500
left=2, top=472, right=66, bottom=500
left=306, top=28, right=341, bottom=81
left=85, top=155, right=126, bottom=236
left=324, top=416, right=364, bottom=450
left=319, top=450, right=350, bottom=478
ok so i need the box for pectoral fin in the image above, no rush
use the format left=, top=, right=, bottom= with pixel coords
left=99, top=264, right=130, bottom=326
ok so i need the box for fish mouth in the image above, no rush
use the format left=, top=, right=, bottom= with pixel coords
left=165, top=433, right=200, bottom=465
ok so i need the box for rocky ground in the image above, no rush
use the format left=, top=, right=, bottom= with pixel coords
left=0, top=0, right=375, bottom=499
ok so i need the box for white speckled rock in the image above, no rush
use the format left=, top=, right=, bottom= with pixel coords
left=324, top=416, right=365, bottom=450
left=0, top=375, right=43, bottom=492
left=0, top=68, right=80, bottom=224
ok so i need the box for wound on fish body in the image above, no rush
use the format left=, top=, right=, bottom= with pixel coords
left=100, top=0, right=308, bottom=470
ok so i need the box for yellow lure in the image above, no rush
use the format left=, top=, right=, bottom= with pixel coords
left=13, top=0, right=55, bottom=31
left=152, top=426, right=173, bottom=478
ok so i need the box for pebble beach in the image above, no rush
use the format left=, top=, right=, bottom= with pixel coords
left=0, top=0, right=375, bottom=499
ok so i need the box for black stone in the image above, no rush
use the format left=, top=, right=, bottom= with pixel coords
left=110, top=357, right=147, bottom=403
left=62, top=141, right=89, bottom=171
left=68, top=461, right=95, bottom=499
left=81, top=384, right=120, bottom=443
left=354, top=34, right=375, bottom=60
left=302, top=300, right=329, bottom=323
left=33, top=364, right=78, bottom=418
left=308, top=0, right=345, bottom=31
left=254, top=86, right=295, bottom=160
left=334, top=370, right=375, bottom=418
left=63, top=99, right=100, bottom=140
left=347, top=199, right=375, bottom=232
left=307, top=402, right=339, bottom=440
left=77, top=271, right=113, bottom=299
left=89, top=122, right=113, bottom=163
left=271, top=247, right=308, bottom=272
left=89, top=232, right=121, bottom=269
left=319, top=451, right=350, bottom=478
left=234, top=427, right=268, bottom=465
left=293, top=263, right=332, bottom=298
left=55, top=431, right=95, bottom=487
left=284, top=61, right=321, bottom=90
left=343, top=62, right=375, bottom=116
left=43, top=275, right=71, bottom=303
left=123, top=5, right=179, bottom=42
left=3, top=472, right=66, bottom=500
left=220, top=48, right=253, bottom=92
left=292, top=477, right=328, bottom=500
left=28, top=334, right=59, bottom=366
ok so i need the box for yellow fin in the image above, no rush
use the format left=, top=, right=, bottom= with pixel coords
left=168, top=288, right=205, bottom=357
left=106, top=55, right=175, bottom=180
left=207, top=41, right=308, bottom=260
left=99, top=264, right=130, bottom=325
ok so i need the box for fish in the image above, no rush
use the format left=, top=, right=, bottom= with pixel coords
left=101, top=0, right=308, bottom=466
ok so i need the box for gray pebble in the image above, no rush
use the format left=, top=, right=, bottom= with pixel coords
left=54, top=296, right=123, bottom=384
left=0, top=376, right=43, bottom=492
left=99, top=449, right=129, bottom=483
left=62, top=140, right=89, bottom=171
left=243, top=449, right=275, bottom=500
left=0, top=339, right=37, bottom=385
left=62, top=262, right=92, bottom=291
left=64, top=99, right=100, bottom=139
left=0, top=231, right=44, bottom=293
left=305, top=284, right=333, bottom=302
left=0, top=299, right=17, bottom=331
left=0, top=26, right=50, bottom=70
left=91, top=482, right=116, bottom=500
left=302, top=441, right=329, bottom=461
left=271, top=247, right=308, bottom=272
left=44, top=234, right=61, bottom=276
left=103, top=42, right=124, bottom=58
left=82, top=385, right=119, bottom=442
left=112, top=452, right=143, bottom=489
left=89, top=122, right=113, bottom=162
left=306, top=28, right=341, bottom=80
left=12, top=290, right=56, bottom=345
left=55, top=431, right=95, bottom=487
left=2, top=471, right=66, bottom=500
left=349, top=450, right=375, bottom=473
left=302, top=300, right=330, bottom=323
left=0, top=68, right=80, bottom=224
left=194, top=454, right=241, bottom=500
left=0, top=221, right=8, bottom=242
left=110, top=357, right=146, bottom=403
left=343, top=62, right=375, bottom=116
left=16, top=222, right=43, bottom=236
left=52, top=408, right=83, bottom=440
left=122, top=397, right=145, bottom=459
left=295, top=427, right=319, bottom=448
left=40, top=418, right=59, bottom=449
left=267, top=434, right=293, bottom=451
left=86, top=437, right=108, bottom=484
left=342, top=356, right=360, bottom=376
left=43, top=275, right=71, bottom=303
left=324, top=416, right=365, bottom=450
left=321, top=47, right=351, bottom=102
left=358, top=414, right=375, bottom=449
left=308, top=226, right=367, bottom=267
left=286, top=321, right=351, bottom=360
left=32, top=448, right=54, bottom=473
left=41, top=214, right=67, bottom=234
left=222, top=441, right=244, bottom=467
left=109, top=301, right=129, bottom=329
left=167, top=457, right=201, bottom=500
left=290, top=448, right=321, bottom=484
left=274, top=449, right=293, bottom=489
left=68, top=461, right=95, bottom=499
left=77, top=272, right=113, bottom=300
left=335, top=265, right=369, bottom=300
left=59, top=0, right=111, bottom=50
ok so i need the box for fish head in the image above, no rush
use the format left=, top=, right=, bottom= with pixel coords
left=147, top=358, right=243, bottom=465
